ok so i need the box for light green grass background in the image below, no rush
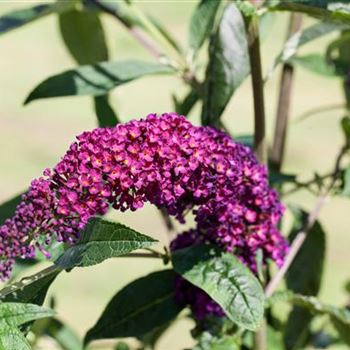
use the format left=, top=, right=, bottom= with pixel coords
left=0, top=1, right=349, bottom=349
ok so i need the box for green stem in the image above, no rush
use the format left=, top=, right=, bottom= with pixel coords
left=127, top=1, right=186, bottom=69
left=0, top=264, right=61, bottom=299
left=119, top=250, right=165, bottom=260
left=89, top=0, right=165, bottom=60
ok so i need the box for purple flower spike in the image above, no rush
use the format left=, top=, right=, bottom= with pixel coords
left=0, top=113, right=288, bottom=303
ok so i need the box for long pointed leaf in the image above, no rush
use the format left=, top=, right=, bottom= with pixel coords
left=0, top=2, right=73, bottom=36
left=0, top=325, right=31, bottom=350
left=172, top=244, right=264, bottom=331
left=0, top=265, right=60, bottom=305
left=84, top=269, right=182, bottom=345
left=24, top=60, right=174, bottom=104
left=58, top=8, right=108, bottom=65
left=266, top=21, right=349, bottom=80
left=189, top=0, right=221, bottom=55
left=201, top=3, right=249, bottom=126
left=94, top=94, right=119, bottom=127
left=55, top=218, right=157, bottom=269
left=0, top=303, right=54, bottom=327
left=270, top=0, right=350, bottom=24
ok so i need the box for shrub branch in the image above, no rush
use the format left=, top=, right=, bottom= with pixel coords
left=270, top=13, right=303, bottom=171
left=246, top=15, right=267, bottom=165
left=266, top=144, right=348, bottom=297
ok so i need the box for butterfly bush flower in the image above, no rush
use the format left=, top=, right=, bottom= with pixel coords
left=0, top=113, right=287, bottom=317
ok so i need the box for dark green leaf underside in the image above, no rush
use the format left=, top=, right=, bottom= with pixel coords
left=84, top=269, right=182, bottom=345
left=0, top=193, right=23, bottom=226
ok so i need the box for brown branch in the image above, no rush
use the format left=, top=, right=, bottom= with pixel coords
left=270, top=13, right=303, bottom=171
left=265, top=194, right=327, bottom=297
left=245, top=14, right=269, bottom=350
left=88, top=0, right=164, bottom=59
left=266, top=145, right=348, bottom=297
left=246, top=16, right=267, bottom=164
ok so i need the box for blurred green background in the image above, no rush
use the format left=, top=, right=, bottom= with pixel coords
left=0, top=1, right=349, bottom=349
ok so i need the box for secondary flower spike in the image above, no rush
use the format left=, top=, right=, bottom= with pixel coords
left=0, top=113, right=288, bottom=285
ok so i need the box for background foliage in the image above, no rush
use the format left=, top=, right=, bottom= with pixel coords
left=1, top=0, right=350, bottom=349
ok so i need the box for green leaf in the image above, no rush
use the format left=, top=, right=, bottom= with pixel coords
left=0, top=302, right=55, bottom=328
left=284, top=207, right=326, bottom=349
left=267, top=325, right=284, bottom=350
left=269, top=291, right=350, bottom=326
left=332, top=316, right=350, bottom=346
left=288, top=54, right=339, bottom=77
left=294, top=295, right=350, bottom=325
left=189, top=0, right=221, bottom=54
left=59, top=7, right=120, bottom=128
left=0, top=265, right=60, bottom=305
left=201, top=3, right=249, bottom=127
left=93, top=94, right=119, bottom=127
left=172, top=244, right=264, bottom=331
left=342, top=165, right=350, bottom=197
left=345, top=279, right=350, bottom=294
left=266, top=21, right=349, bottom=80
left=287, top=207, right=326, bottom=296
left=327, top=32, right=350, bottom=74
left=0, top=325, right=31, bottom=350
left=115, top=341, right=130, bottom=350
left=0, top=193, right=23, bottom=226
left=284, top=306, right=313, bottom=350
left=269, top=290, right=350, bottom=348
left=84, top=269, right=183, bottom=346
left=269, top=171, right=297, bottom=186
left=45, top=318, right=82, bottom=350
left=235, top=134, right=253, bottom=147
left=235, top=0, right=257, bottom=18
left=0, top=2, right=73, bottom=36
left=137, top=322, right=172, bottom=350
left=59, top=8, right=108, bottom=65
left=24, top=60, right=174, bottom=104
left=173, top=89, right=200, bottom=116
left=341, top=116, right=350, bottom=140
left=270, top=0, right=350, bottom=24
left=55, top=218, right=157, bottom=269
left=327, top=31, right=350, bottom=108
left=193, top=332, right=240, bottom=350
